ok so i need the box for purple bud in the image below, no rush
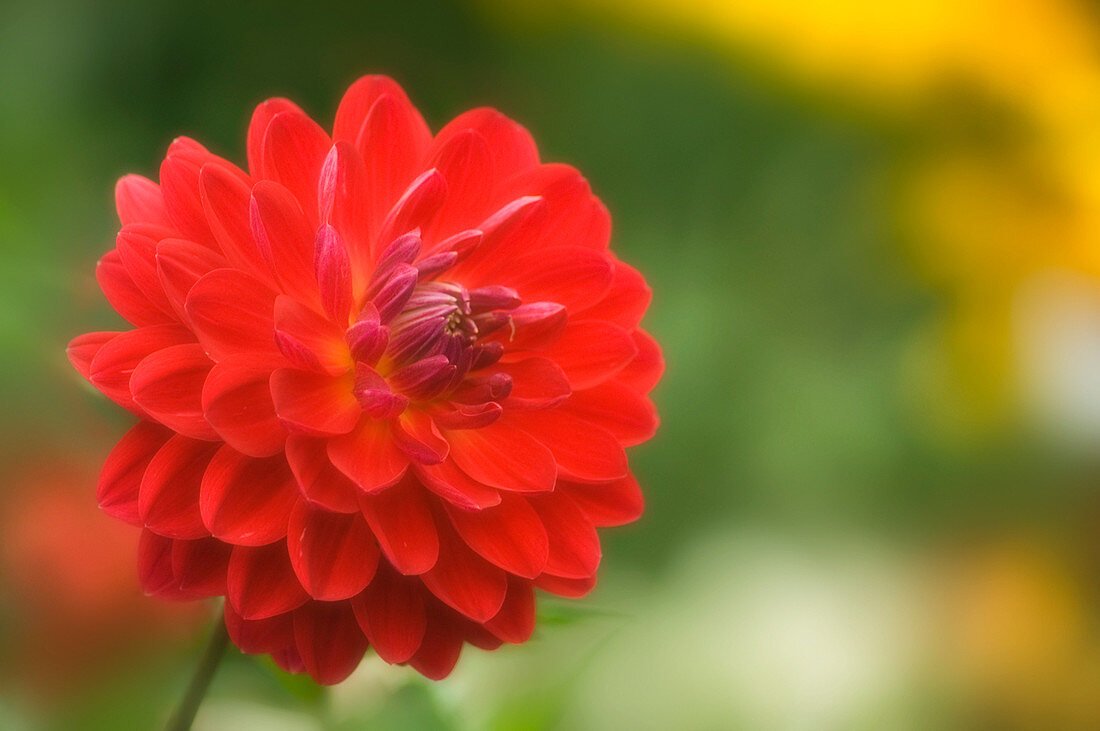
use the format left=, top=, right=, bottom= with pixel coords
left=346, top=304, right=390, bottom=365
left=488, top=372, right=513, bottom=399
left=430, top=228, right=482, bottom=263
left=371, top=264, right=419, bottom=323
left=471, top=311, right=511, bottom=337
left=374, top=231, right=422, bottom=275
left=468, top=285, right=521, bottom=314
left=415, top=251, right=458, bottom=280
left=469, top=341, right=504, bottom=371
left=445, top=344, right=474, bottom=391
left=386, top=315, right=446, bottom=366
left=389, top=354, right=452, bottom=396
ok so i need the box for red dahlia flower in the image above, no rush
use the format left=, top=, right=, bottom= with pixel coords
left=67, top=75, right=663, bottom=684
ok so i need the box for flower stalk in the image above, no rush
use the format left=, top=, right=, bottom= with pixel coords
left=166, top=614, right=230, bottom=731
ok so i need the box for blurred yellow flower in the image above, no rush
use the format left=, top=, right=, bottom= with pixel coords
left=485, top=0, right=1100, bottom=114
left=485, top=0, right=1100, bottom=435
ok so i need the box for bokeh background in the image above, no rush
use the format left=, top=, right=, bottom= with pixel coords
left=4, top=0, right=1100, bottom=727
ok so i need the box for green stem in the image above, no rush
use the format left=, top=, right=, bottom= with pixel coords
left=165, top=612, right=230, bottom=731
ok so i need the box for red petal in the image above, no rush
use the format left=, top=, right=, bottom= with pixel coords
left=227, top=541, right=309, bottom=620
left=358, top=475, right=438, bottom=575
left=137, top=530, right=192, bottom=598
left=97, top=249, right=173, bottom=327
left=116, top=174, right=171, bottom=226
left=414, top=458, right=501, bottom=511
left=202, top=354, right=287, bottom=457
left=560, top=473, right=645, bottom=527
left=542, top=320, right=638, bottom=390
left=287, top=500, right=379, bottom=601
left=484, top=301, right=567, bottom=352
left=160, top=139, right=250, bottom=244
left=494, top=357, right=571, bottom=410
left=533, top=573, right=596, bottom=598
left=155, top=237, right=227, bottom=320
left=200, top=447, right=299, bottom=546
left=328, top=417, right=409, bottom=493
left=89, top=324, right=193, bottom=412
left=421, top=523, right=507, bottom=622
left=578, top=259, right=651, bottom=329
left=616, top=329, right=664, bottom=394
left=140, top=434, right=219, bottom=539
left=431, top=108, right=538, bottom=191
left=171, top=537, right=231, bottom=597
left=271, top=368, right=360, bottom=436
left=497, top=163, right=610, bottom=250
left=116, top=225, right=175, bottom=315
left=250, top=180, right=319, bottom=304
left=247, top=98, right=305, bottom=176
left=482, top=246, right=614, bottom=312
left=424, top=129, right=493, bottom=240
left=450, top=195, right=546, bottom=282
left=561, top=381, right=658, bottom=447
left=130, top=343, right=217, bottom=440
left=348, top=86, right=432, bottom=247
left=351, top=565, right=426, bottom=664
left=334, top=75, right=427, bottom=148
left=445, top=493, right=548, bottom=579
left=313, top=221, right=355, bottom=325
left=530, top=493, right=601, bottom=579
left=407, top=607, right=463, bottom=680
left=67, top=331, right=120, bottom=380
left=485, top=577, right=536, bottom=644
left=317, top=145, right=372, bottom=291
left=225, top=601, right=295, bottom=654
left=259, top=110, right=331, bottom=226
left=392, top=409, right=449, bottom=465
left=446, top=421, right=557, bottom=493
left=463, top=619, right=504, bottom=651
left=199, top=163, right=273, bottom=282
left=273, top=295, right=350, bottom=375
left=285, top=435, right=361, bottom=513
left=272, top=647, right=306, bottom=674
left=293, top=601, right=370, bottom=685
left=512, top=409, right=626, bottom=483
left=375, top=169, right=447, bottom=249
left=159, top=150, right=215, bottom=248
left=186, top=268, right=281, bottom=361
left=98, top=420, right=173, bottom=525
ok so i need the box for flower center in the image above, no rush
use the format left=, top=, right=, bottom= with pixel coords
left=343, top=234, right=522, bottom=419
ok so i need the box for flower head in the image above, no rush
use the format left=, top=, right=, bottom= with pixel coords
left=68, top=75, right=663, bottom=683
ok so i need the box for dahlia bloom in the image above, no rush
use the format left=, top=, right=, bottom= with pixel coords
left=68, top=75, right=662, bottom=684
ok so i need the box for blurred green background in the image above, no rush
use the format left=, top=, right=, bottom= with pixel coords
left=4, top=0, right=1100, bottom=728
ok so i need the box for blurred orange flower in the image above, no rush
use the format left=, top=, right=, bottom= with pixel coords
left=0, top=459, right=202, bottom=692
